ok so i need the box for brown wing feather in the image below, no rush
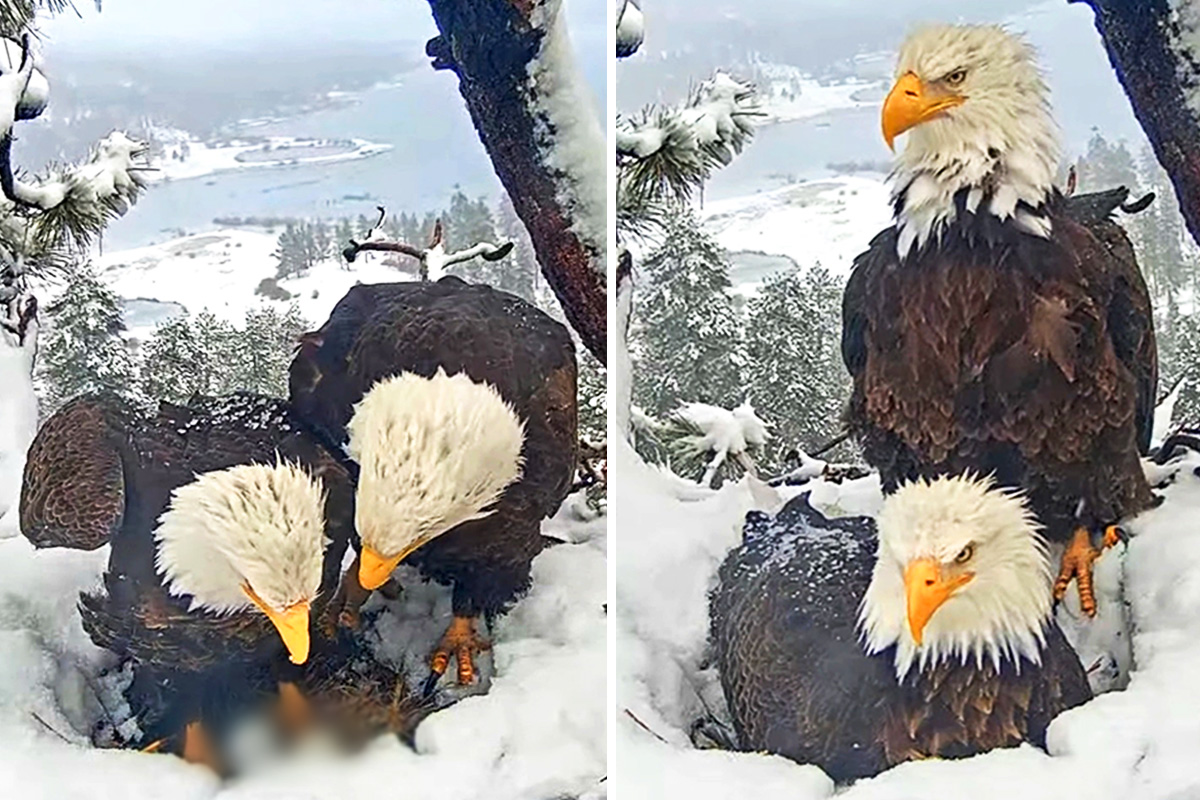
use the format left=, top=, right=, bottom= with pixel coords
left=20, top=395, right=128, bottom=550
left=843, top=203, right=1155, bottom=538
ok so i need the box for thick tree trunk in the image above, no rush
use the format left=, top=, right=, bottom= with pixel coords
left=1075, top=0, right=1200, bottom=247
left=425, top=0, right=607, bottom=365
left=0, top=293, right=37, bottom=527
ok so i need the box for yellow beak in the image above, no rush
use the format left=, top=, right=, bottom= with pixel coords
left=358, top=545, right=407, bottom=591
left=903, top=558, right=974, bottom=645
left=882, top=71, right=966, bottom=151
left=243, top=584, right=311, bottom=664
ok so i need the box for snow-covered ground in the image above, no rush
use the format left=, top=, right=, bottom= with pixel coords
left=148, top=126, right=392, bottom=184
left=751, top=62, right=880, bottom=125
left=615, top=436, right=1200, bottom=799
left=701, top=175, right=892, bottom=292
left=94, top=229, right=415, bottom=337
left=0, top=483, right=606, bottom=799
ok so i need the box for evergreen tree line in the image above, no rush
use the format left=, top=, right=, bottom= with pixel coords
left=39, top=260, right=609, bottom=455
left=630, top=207, right=848, bottom=475
left=268, top=191, right=541, bottom=304
left=1073, top=131, right=1200, bottom=424
left=40, top=265, right=307, bottom=413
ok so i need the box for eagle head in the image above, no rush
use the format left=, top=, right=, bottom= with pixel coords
left=884, top=24, right=1060, bottom=257
left=858, top=474, right=1054, bottom=681
left=347, top=369, right=525, bottom=592
left=154, top=462, right=329, bottom=665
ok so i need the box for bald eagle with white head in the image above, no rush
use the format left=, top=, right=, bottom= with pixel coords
left=843, top=24, right=1158, bottom=616
left=711, top=475, right=1092, bottom=782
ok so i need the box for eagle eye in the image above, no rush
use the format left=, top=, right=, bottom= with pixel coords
left=954, top=544, right=974, bottom=564
left=945, top=68, right=967, bottom=87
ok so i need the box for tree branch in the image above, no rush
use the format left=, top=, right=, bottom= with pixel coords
left=424, top=0, right=607, bottom=364
left=1075, top=0, right=1200, bottom=247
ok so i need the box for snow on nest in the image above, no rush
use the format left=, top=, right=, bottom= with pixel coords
left=0, top=491, right=605, bottom=799
left=700, top=175, right=892, bottom=291
left=615, top=436, right=1200, bottom=798
left=93, top=228, right=417, bottom=337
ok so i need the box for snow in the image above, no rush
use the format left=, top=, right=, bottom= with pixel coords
left=0, top=476, right=605, bottom=799
left=751, top=63, right=878, bottom=125
left=0, top=307, right=37, bottom=526
left=671, top=400, right=770, bottom=486
left=146, top=126, right=392, bottom=184
left=701, top=175, right=893, bottom=291
left=528, top=0, right=607, bottom=277
left=92, top=228, right=415, bottom=338
left=615, top=432, right=1200, bottom=798
left=1152, top=378, right=1186, bottom=449
left=615, top=0, right=645, bottom=59
left=617, top=73, right=759, bottom=166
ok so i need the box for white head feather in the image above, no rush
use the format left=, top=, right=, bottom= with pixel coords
left=890, top=24, right=1060, bottom=258
left=154, top=462, right=329, bottom=616
left=348, top=369, right=525, bottom=559
left=858, top=474, right=1053, bottom=681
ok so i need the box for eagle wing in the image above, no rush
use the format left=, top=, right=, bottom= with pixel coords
left=1065, top=188, right=1158, bottom=454
left=20, top=395, right=127, bottom=550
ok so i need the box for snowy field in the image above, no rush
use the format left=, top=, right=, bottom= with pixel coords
left=614, top=436, right=1200, bottom=799
left=0, top=485, right=606, bottom=800
left=93, top=229, right=414, bottom=337
left=148, top=127, right=392, bottom=184
left=701, top=175, right=892, bottom=290
left=752, top=64, right=880, bottom=125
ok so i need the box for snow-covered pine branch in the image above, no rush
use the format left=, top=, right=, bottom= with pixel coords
left=658, top=400, right=770, bottom=488
left=425, top=0, right=607, bottom=364
left=617, top=72, right=761, bottom=231
left=343, top=216, right=516, bottom=281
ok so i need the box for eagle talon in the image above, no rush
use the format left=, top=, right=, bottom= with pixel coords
left=1102, top=524, right=1127, bottom=550
left=426, top=615, right=490, bottom=691
left=1053, top=527, right=1099, bottom=617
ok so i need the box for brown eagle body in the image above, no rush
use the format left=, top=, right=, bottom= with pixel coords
left=19, top=392, right=355, bottom=744
left=710, top=496, right=1092, bottom=783
left=289, top=276, right=578, bottom=621
left=843, top=187, right=1157, bottom=541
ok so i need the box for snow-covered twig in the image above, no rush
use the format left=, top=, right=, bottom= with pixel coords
left=618, top=73, right=762, bottom=211
left=615, top=0, right=644, bottom=59
left=424, top=0, right=607, bottom=364
left=342, top=217, right=515, bottom=281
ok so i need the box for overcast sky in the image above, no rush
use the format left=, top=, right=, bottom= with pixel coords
left=40, top=0, right=605, bottom=53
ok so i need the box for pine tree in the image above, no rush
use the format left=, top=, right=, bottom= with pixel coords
left=495, top=193, right=538, bottom=301
left=40, top=265, right=139, bottom=411
left=139, top=314, right=206, bottom=403
left=577, top=349, right=607, bottom=444
left=275, top=222, right=308, bottom=279
left=632, top=208, right=746, bottom=416
left=228, top=305, right=307, bottom=396
left=744, top=264, right=849, bottom=472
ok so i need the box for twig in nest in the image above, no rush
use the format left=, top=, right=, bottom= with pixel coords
left=623, top=708, right=669, bottom=744
left=30, top=711, right=71, bottom=743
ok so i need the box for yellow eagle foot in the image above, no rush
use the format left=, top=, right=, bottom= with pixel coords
left=424, top=615, right=490, bottom=695
left=1053, top=527, right=1100, bottom=617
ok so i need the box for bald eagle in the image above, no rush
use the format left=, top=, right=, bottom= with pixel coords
left=711, top=475, right=1092, bottom=782
left=843, top=24, right=1158, bottom=616
left=289, top=277, right=577, bottom=687
left=19, top=393, right=355, bottom=767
